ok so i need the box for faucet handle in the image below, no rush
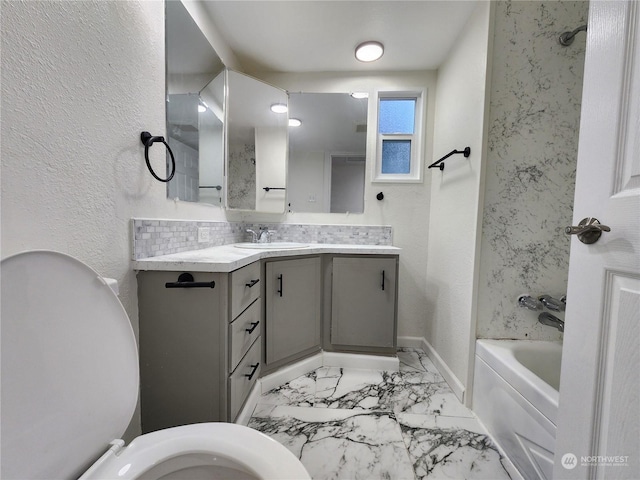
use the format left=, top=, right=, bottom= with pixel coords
left=246, top=229, right=258, bottom=243
left=539, top=295, right=566, bottom=312
left=518, top=294, right=543, bottom=311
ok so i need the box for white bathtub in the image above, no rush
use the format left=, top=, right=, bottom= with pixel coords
left=473, top=340, right=562, bottom=480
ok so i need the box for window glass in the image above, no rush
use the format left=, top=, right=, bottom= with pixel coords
left=379, top=98, right=415, bottom=134
left=381, top=140, right=411, bottom=174
left=374, top=90, right=424, bottom=183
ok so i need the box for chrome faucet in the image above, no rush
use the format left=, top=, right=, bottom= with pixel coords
left=246, top=229, right=258, bottom=243
left=257, top=228, right=275, bottom=243
left=538, top=312, right=564, bottom=332
left=518, top=294, right=543, bottom=311
left=538, top=295, right=566, bottom=312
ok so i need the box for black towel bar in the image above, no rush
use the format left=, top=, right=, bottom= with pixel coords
left=428, top=147, right=471, bottom=171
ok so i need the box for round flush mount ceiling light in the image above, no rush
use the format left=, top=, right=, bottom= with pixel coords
left=198, top=104, right=207, bottom=113
left=270, top=103, right=288, bottom=114
left=288, top=118, right=302, bottom=127
left=355, top=41, right=384, bottom=62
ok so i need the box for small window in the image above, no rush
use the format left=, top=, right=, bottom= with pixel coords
left=374, top=91, right=425, bottom=182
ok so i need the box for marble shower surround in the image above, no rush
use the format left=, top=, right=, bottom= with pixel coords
left=249, top=348, right=515, bottom=479
left=477, top=1, right=588, bottom=340
left=132, top=218, right=392, bottom=259
left=227, top=142, right=256, bottom=210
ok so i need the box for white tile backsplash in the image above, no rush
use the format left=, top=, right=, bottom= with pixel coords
left=132, top=219, right=393, bottom=260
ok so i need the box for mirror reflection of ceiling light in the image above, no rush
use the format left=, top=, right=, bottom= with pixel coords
left=351, top=92, right=369, bottom=99
left=270, top=103, right=288, bottom=114
left=355, top=41, right=384, bottom=62
left=289, top=118, right=302, bottom=127
left=198, top=104, right=207, bottom=113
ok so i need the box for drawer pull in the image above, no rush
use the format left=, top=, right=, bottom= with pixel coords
left=381, top=270, right=385, bottom=291
left=165, top=272, right=215, bottom=289
left=244, top=362, right=260, bottom=380
left=245, top=279, right=260, bottom=288
left=245, top=321, right=260, bottom=334
left=277, top=274, right=283, bottom=297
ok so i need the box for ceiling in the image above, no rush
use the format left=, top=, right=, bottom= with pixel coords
left=199, top=1, right=479, bottom=73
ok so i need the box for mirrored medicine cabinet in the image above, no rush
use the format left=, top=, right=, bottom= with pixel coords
left=165, top=1, right=369, bottom=215
left=287, top=92, right=368, bottom=214
left=165, top=0, right=225, bottom=206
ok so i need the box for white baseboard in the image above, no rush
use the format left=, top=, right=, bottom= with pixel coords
left=396, top=336, right=427, bottom=349
left=259, top=353, right=323, bottom=394
left=398, top=335, right=466, bottom=403
left=323, top=351, right=399, bottom=371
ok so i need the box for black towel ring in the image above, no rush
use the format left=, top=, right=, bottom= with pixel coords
left=140, top=131, right=176, bottom=183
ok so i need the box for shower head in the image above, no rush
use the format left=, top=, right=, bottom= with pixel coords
left=559, top=24, right=587, bottom=46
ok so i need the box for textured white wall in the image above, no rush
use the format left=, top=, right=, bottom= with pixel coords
left=1, top=0, right=228, bottom=439
left=477, top=1, right=588, bottom=340
left=425, top=2, right=493, bottom=397
left=254, top=71, right=437, bottom=339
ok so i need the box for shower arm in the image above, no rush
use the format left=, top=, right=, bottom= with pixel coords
left=559, top=24, right=587, bottom=46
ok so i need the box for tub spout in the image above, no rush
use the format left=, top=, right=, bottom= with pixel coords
left=538, top=312, right=564, bottom=332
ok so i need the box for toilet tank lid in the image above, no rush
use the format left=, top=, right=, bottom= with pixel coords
left=1, top=251, right=139, bottom=480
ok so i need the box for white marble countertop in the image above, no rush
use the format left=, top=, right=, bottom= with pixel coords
left=133, top=243, right=401, bottom=273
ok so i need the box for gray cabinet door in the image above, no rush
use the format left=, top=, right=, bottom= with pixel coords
left=265, top=257, right=321, bottom=365
left=331, top=257, right=397, bottom=348
left=137, top=270, right=226, bottom=433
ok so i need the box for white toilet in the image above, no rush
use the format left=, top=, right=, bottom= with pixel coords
left=0, top=251, right=310, bottom=480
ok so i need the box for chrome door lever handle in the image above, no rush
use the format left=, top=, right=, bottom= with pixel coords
left=565, top=217, right=611, bottom=244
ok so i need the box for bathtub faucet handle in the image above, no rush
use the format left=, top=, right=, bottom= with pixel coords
left=517, top=294, right=543, bottom=311
left=538, top=295, right=566, bottom=312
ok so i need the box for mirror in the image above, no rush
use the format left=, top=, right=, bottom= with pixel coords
left=287, top=93, right=368, bottom=213
left=165, top=0, right=225, bottom=205
left=226, top=70, right=288, bottom=213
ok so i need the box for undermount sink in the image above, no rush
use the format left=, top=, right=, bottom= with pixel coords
left=234, top=242, right=309, bottom=250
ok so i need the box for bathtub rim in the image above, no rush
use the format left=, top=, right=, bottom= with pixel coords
left=475, top=339, right=561, bottom=425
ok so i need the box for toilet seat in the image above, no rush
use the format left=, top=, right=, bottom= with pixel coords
left=1, top=251, right=310, bottom=480
left=80, top=422, right=310, bottom=479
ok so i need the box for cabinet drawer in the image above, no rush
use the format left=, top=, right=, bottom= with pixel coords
left=230, top=262, right=261, bottom=320
left=229, top=299, right=261, bottom=372
left=229, top=339, right=261, bottom=421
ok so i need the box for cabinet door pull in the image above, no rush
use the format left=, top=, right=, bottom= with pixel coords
left=244, top=362, right=260, bottom=380
left=165, top=272, right=215, bottom=289
left=245, top=278, right=260, bottom=288
left=245, top=321, right=260, bottom=334
left=381, top=270, right=385, bottom=291
left=277, top=274, right=283, bottom=297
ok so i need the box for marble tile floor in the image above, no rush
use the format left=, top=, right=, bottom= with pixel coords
left=248, top=348, right=517, bottom=480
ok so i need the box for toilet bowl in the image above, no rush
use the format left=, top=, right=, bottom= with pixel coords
left=0, top=251, right=309, bottom=480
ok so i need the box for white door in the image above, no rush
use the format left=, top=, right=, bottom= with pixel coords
left=554, top=1, right=640, bottom=479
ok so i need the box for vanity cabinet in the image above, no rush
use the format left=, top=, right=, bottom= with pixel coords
left=135, top=248, right=399, bottom=431
left=264, top=256, right=321, bottom=371
left=137, top=262, right=262, bottom=433
left=327, top=256, right=398, bottom=355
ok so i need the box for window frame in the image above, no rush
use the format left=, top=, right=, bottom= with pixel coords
left=373, top=89, right=426, bottom=183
